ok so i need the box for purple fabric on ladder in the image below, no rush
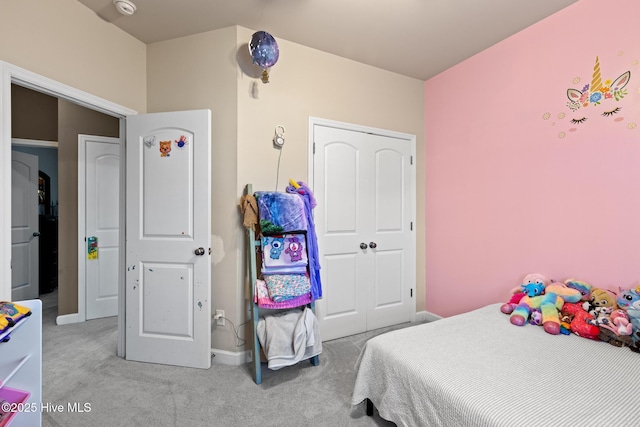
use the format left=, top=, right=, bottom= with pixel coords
left=286, top=181, right=322, bottom=300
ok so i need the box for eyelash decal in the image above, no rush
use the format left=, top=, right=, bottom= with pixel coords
left=602, top=107, right=621, bottom=117
left=570, top=117, right=587, bottom=124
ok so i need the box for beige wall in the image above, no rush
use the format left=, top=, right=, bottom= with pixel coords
left=149, top=25, right=425, bottom=353
left=2, top=0, right=142, bottom=315
left=147, top=26, right=240, bottom=351
left=235, top=31, right=426, bottom=323
left=0, top=0, right=146, bottom=113
left=2, top=0, right=425, bottom=352
left=236, top=26, right=425, bottom=349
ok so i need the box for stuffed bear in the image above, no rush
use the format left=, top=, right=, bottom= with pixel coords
left=510, top=274, right=582, bottom=335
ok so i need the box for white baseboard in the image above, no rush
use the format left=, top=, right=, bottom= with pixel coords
left=211, top=348, right=251, bottom=366
left=416, top=310, right=442, bottom=323
left=56, top=313, right=82, bottom=325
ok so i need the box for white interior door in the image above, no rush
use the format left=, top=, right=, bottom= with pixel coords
left=80, top=135, right=120, bottom=320
left=125, top=109, right=211, bottom=369
left=11, top=150, right=39, bottom=301
left=313, top=123, right=415, bottom=341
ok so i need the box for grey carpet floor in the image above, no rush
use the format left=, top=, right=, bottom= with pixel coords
left=40, top=290, right=422, bottom=427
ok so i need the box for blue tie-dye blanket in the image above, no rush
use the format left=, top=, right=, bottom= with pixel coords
left=255, top=191, right=307, bottom=234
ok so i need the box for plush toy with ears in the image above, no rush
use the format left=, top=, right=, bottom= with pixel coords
left=616, top=286, right=640, bottom=310
left=510, top=274, right=582, bottom=334
left=583, top=288, right=618, bottom=316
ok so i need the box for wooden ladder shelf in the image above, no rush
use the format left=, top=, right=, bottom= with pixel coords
left=244, top=184, right=319, bottom=385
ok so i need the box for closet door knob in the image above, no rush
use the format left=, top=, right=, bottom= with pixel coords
left=194, top=247, right=205, bottom=256
left=32, top=231, right=41, bottom=237
left=369, top=242, right=377, bottom=249
left=359, top=243, right=367, bottom=250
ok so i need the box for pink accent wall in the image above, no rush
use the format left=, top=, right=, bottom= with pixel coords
left=424, top=0, right=640, bottom=317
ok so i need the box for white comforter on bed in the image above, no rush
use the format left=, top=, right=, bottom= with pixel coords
left=351, top=303, right=640, bottom=427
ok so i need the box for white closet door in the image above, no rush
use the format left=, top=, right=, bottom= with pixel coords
left=313, top=123, right=415, bottom=341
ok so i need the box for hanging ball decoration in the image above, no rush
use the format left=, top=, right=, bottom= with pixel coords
left=249, top=31, right=279, bottom=83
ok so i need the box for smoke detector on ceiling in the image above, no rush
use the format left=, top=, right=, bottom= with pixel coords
left=113, top=0, right=137, bottom=16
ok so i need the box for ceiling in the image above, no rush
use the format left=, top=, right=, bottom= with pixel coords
left=77, top=0, right=578, bottom=81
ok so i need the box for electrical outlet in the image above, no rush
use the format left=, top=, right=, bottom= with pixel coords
left=215, top=309, right=225, bottom=326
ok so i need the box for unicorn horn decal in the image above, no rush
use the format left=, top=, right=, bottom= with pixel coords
left=566, top=56, right=631, bottom=111
left=591, top=56, right=603, bottom=94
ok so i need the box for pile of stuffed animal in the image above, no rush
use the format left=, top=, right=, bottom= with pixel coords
left=500, top=273, right=640, bottom=352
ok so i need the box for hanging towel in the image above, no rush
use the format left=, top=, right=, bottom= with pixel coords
left=239, top=193, right=259, bottom=231
left=255, top=191, right=308, bottom=234
left=285, top=181, right=322, bottom=300
left=256, top=306, right=322, bottom=370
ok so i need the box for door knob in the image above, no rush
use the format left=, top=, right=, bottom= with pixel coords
left=359, top=242, right=367, bottom=250
left=32, top=231, right=41, bottom=237
left=369, top=242, right=377, bottom=249
left=194, top=247, right=205, bottom=256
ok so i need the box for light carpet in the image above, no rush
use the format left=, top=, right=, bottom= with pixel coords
left=40, top=290, right=424, bottom=427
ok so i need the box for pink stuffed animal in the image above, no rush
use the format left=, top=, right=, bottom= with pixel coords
left=598, top=308, right=633, bottom=347
left=609, top=309, right=633, bottom=335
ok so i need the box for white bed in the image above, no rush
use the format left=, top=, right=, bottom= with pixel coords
left=351, top=303, right=639, bottom=426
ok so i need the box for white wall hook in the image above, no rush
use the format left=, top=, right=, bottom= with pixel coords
left=273, top=125, right=285, bottom=147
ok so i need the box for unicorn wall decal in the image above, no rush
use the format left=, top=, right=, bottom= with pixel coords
left=543, top=55, right=638, bottom=137
left=566, top=56, right=630, bottom=118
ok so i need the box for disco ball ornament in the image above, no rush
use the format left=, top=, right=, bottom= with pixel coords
left=249, top=31, right=279, bottom=83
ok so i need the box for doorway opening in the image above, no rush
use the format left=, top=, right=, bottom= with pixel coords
left=11, top=142, right=59, bottom=299
left=1, top=61, right=136, bottom=356
left=10, top=84, right=119, bottom=324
